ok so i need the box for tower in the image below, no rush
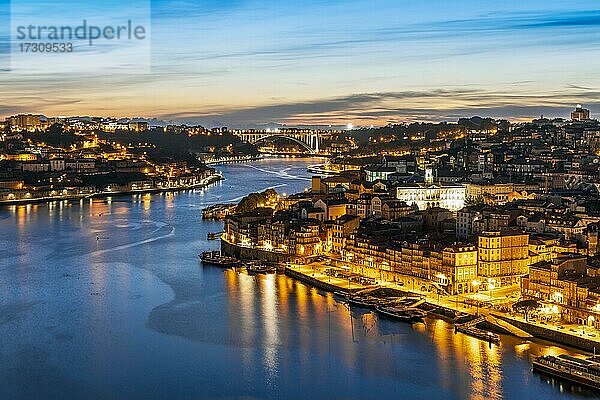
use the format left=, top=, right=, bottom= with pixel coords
left=425, top=166, right=434, bottom=185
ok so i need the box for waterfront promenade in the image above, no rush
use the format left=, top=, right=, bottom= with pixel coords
left=285, top=258, right=600, bottom=352
left=0, top=172, right=223, bottom=206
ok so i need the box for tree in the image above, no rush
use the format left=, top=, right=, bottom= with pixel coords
left=512, top=299, right=540, bottom=321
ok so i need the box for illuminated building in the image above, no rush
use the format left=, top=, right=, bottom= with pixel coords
left=430, top=244, right=478, bottom=294
left=478, top=230, right=529, bottom=286
left=395, top=182, right=466, bottom=212
left=571, top=104, right=591, bottom=122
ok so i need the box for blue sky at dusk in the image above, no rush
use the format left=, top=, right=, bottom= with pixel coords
left=1, top=0, right=599, bottom=127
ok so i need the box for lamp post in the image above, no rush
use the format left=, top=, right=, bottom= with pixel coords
left=487, top=278, right=496, bottom=302
left=472, top=280, right=481, bottom=315
left=436, top=274, right=447, bottom=306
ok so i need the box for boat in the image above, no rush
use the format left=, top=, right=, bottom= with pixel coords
left=455, top=324, right=500, bottom=343
left=199, top=251, right=240, bottom=268
left=346, top=295, right=385, bottom=309
left=246, top=264, right=277, bottom=274
left=532, top=354, right=600, bottom=391
left=207, top=232, right=223, bottom=240
left=376, top=305, right=428, bottom=323
left=334, top=291, right=350, bottom=299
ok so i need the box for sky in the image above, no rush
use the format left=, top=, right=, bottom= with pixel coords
left=0, top=0, right=599, bottom=127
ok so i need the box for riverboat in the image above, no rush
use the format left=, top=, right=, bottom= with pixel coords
left=532, top=354, right=600, bottom=391
left=455, top=324, right=500, bottom=343
left=246, top=264, right=277, bottom=274
left=199, top=251, right=240, bottom=268
left=376, top=305, right=428, bottom=323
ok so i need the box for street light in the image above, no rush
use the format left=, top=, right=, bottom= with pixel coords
left=472, top=280, right=481, bottom=315
left=436, top=274, right=447, bottom=306
left=487, top=278, right=496, bottom=302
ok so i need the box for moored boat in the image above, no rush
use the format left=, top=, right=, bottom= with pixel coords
left=347, top=296, right=380, bottom=309
left=533, top=354, right=600, bottom=391
left=455, top=324, right=500, bottom=343
left=246, top=264, right=277, bottom=274
left=199, top=251, right=240, bottom=268
left=376, top=305, right=428, bottom=323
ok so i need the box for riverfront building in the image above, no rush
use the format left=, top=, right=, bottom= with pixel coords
left=522, top=254, right=600, bottom=327
left=477, top=230, right=530, bottom=286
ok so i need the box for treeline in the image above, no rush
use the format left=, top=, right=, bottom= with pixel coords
left=236, top=189, right=279, bottom=213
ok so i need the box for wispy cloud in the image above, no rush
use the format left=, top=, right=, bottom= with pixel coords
left=159, top=86, right=600, bottom=127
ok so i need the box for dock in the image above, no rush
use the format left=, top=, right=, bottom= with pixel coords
left=488, top=313, right=533, bottom=339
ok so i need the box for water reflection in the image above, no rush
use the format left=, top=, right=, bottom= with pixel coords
left=219, top=264, right=599, bottom=400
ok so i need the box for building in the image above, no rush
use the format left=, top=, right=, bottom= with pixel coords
left=456, top=205, right=521, bottom=239
left=20, top=161, right=50, bottom=172
left=423, top=207, right=454, bottom=232
left=65, top=159, right=96, bottom=172
left=430, top=244, right=478, bottom=295
left=49, top=159, right=65, bottom=171
left=465, top=182, right=539, bottom=205
left=477, top=230, right=529, bottom=286
left=314, top=198, right=348, bottom=221
left=381, top=199, right=413, bottom=220
left=328, top=215, right=360, bottom=254
left=8, top=114, right=45, bottom=131
left=522, top=254, right=600, bottom=327
left=523, top=253, right=588, bottom=304
left=128, top=121, right=149, bottom=132
left=2, top=153, right=37, bottom=161
left=396, top=182, right=465, bottom=212
left=571, top=104, right=591, bottom=122
left=364, top=165, right=397, bottom=182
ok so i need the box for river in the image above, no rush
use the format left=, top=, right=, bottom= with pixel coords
left=0, top=157, right=597, bottom=400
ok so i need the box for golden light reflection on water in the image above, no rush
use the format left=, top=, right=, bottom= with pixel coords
left=218, top=269, right=579, bottom=399
left=259, top=274, right=279, bottom=379
left=236, top=271, right=256, bottom=382
left=427, top=318, right=504, bottom=400
left=142, top=194, right=152, bottom=216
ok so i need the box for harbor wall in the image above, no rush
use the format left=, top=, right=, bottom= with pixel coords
left=495, top=315, right=600, bottom=352
left=284, top=267, right=360, bottom=294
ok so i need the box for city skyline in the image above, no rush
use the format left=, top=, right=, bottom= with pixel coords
left=1, top=0, right=599, bottom=127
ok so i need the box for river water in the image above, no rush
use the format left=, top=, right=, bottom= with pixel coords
left=0, top=157, right=597, bottom=400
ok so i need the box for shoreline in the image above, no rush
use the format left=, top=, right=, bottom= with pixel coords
left=0, top=172, right=223, bottom=207
left=282, top=263, right=598, bottom=353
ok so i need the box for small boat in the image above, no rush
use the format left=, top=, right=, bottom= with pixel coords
left=376, top=305, right=428, bottom=323
left=455, top=324, right=500, bottom=343
left=246, top=264, right=277, bottom=274
left=347, top=295, right=381, bottom=309
left=199, top=251, right=240, bottom=268
left=533, top=354, right=600, bottom=391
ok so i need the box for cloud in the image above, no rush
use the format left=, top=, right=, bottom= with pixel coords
left=159, top=86, right=600, bottom=127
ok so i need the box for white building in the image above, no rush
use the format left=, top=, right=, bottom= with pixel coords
left=396, top=182, right=466, bottom=212
left=364, top=165, right=397, bottom=182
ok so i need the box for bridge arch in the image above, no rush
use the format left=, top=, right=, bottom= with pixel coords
left=248, top=134, right=317, bottom=154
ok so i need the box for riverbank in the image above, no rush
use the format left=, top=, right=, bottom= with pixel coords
left=202, top=154, right=264, bottom=165
left=282, top=260, right=600, bottom=353
left=0, top=172, right=223, bottom=206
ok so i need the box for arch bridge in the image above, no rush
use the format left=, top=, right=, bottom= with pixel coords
left=234, top=131, right=322, bottom=153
